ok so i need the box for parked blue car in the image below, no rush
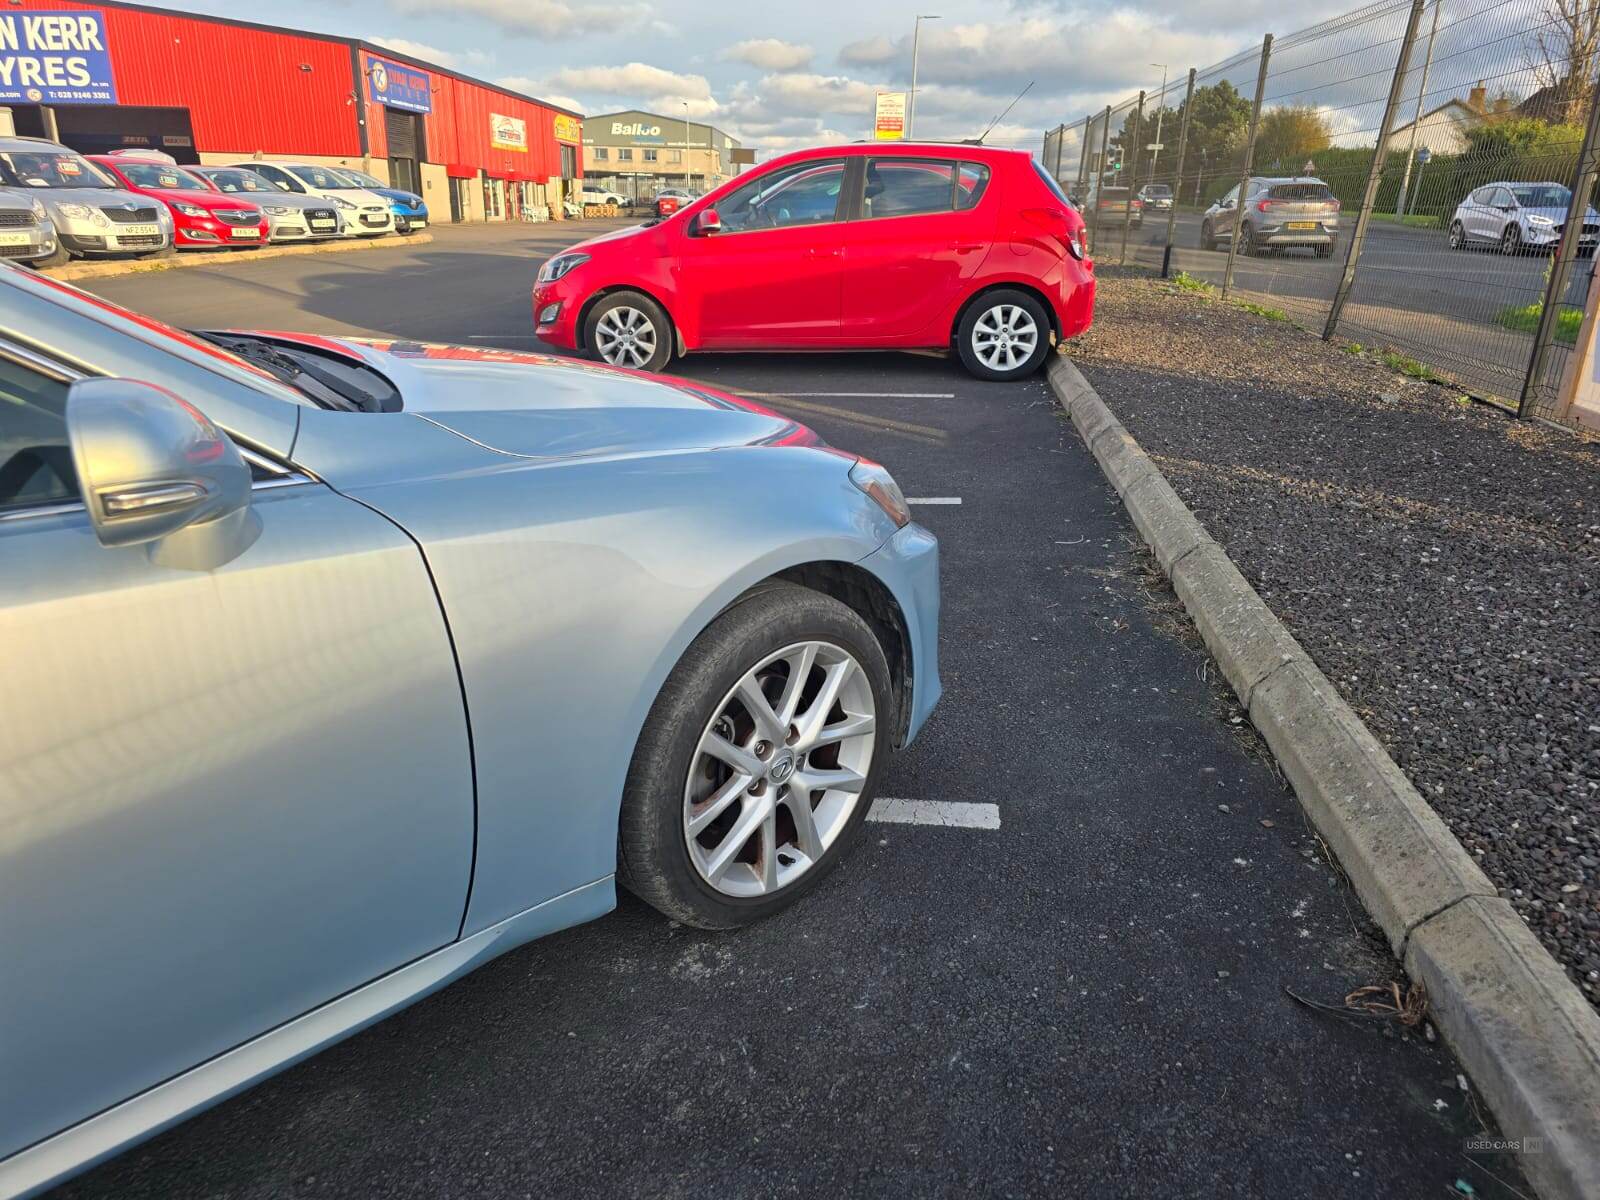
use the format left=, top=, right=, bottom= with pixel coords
left=335, top=166, right=429, bottom=231
left=0, top=265, right=940, bottom=1197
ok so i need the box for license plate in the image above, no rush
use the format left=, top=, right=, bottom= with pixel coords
left=229, top=226, right=258, bottom=238
left=118, top=224, right=160, bottom=236
left=0, top=231, right=33, bottom=246
left=410, top=219, right=426, bottom=228
left=1286, top=221, right=1316, bottom=230
left=311, top=219, right=335, bottom=229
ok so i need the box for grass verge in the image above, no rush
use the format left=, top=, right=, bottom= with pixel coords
left=1495, top=300, right=1582, bottom=344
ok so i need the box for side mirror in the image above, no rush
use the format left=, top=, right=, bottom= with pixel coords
left=696, top=208, right=722, bottom=235
left=67, top=378, right=254, bottom=558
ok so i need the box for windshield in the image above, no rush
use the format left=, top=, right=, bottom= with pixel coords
left=1268, top=182, right=1334, bottom=201
left=196, top=168, right=271, bottom=195
left=289, top=164, right=363, bottom=191
left=106, top=161, right=207, bottom=191
left=1144, top=184, right=1172, bottom=197
left=193, top=332, right=399, bottom=413
left=0, top=150, right=115, bottom=189
left=1512, top=184, right=1570, bottom=208
left=336, top=168, right=386, bottom=189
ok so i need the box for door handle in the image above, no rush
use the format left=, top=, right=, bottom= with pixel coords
left=951, top=242, right=984, bottom=253
left=804, top=246, right=841, bottom=259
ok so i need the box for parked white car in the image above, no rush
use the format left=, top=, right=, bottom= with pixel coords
left=581, top=187, right=626, bottom=206
left=0, top=136, right=171, bottom=264
left=229, top=161, right=395, bottom=237
left=188, top=166, right=341, bottom=242
left=1448, top=181, right=1600, bottom=256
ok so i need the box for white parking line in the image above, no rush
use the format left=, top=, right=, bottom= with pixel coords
left=906, top=497, right=962, bottom=505
left=867, top=799, right=1001, bottom=829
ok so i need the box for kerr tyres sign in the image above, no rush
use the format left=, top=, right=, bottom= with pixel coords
left=0, top=10, right=115, bottom=105
left=367, top=57, right=432, bottom=114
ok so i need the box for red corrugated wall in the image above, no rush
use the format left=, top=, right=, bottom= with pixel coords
left=10, top=0, right=361, bottom=157
left=358, top=47, right=576, bottom=180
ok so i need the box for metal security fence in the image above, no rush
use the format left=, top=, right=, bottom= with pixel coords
left=1049, top=0, right=1600, bottom=430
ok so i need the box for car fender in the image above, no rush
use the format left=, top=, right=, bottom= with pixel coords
left=319, top=435, right=903, bottom=935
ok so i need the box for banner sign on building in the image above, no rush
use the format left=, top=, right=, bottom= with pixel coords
left=367, top=57, right=431, bottom=114
left=553, top=114, right=581, bottom=143
left=0, top=9, right=116, bottom=105
left=490, top=113, right=527, bottom=152
left=874, top=92, right=906, bottom=140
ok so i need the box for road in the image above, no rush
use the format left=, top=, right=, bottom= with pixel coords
left=1093, top=211, right=1587, bottom=400
left=52, top=224, right=1524, bottom=1199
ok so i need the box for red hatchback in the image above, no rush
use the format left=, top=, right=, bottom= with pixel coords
left=533, top=143, right=1093, bottom=381
left=88, top=156, right=266, bottom=251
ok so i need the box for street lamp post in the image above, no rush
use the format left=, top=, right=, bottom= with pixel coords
left=1149, top=63, right=1168, bottom=179
left=908, top=14, right=940, bottom=139
left=683, top=102, right=692, bottom=194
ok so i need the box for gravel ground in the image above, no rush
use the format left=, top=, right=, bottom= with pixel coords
left=1069, top=267, right=1600, bottom=1007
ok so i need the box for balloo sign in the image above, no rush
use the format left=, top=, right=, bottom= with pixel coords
left=0, top=10, right=117, bottom=105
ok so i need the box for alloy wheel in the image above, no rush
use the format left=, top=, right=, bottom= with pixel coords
left=594, top=305, right=659, bottom=368
left=971, top=304, right=1040, bottom=373
left=684, top=640, right=876, bottom=898
left=1502, top=225, right=1523, bottom=256
left=1449, top=222, right=1465, bottom=249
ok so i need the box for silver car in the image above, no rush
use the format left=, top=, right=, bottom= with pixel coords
left=0, top=136, right=172, bottom=263
left=0, top=266, right=940, bottom=1198
left=1448, top=181, right=1600, bottom=255
left=187, top=165, right=342, bottom=242
left=1202, top=176, right=1340, bottom=257
left=0, top=185, right=59, bottom=266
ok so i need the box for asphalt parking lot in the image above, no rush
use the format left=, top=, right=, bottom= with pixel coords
left=53, top=224, right=1525, bottom=1198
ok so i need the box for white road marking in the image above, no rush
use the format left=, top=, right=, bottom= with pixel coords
left=867, top=798, right=1000, bottom=829
left=906, top=497, right=962, bottom=505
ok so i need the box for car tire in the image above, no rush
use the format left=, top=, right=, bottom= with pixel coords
left=1239, top=223, right=1257, bottom=256
left=1502, top=224, right=1523, bottom=256
left=1448, top=221, right=1466, bottom=250
left=618, top=583, right=894, bottom=929
left=956, top=289, right=1052, bottom=382
left=1201, top=220, right=1216, bottom=251
left=1315, top=241, right=1335, bottom=259
left=31, top=245, right=71, bottom=268
left=585, top=291, right=673, bottom=373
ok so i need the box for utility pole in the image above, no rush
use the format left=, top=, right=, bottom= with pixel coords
left=1163, top=67, right=1197, bottom=278
left=1149, top=63, right=1168, bottom=179
left=1222, top=35, right=1273, bottom=299
left=682, top=102, right=692, bottom=194
left=908, top=14, right=940, bottom=139
left=1394, top=0, right=1441, bottom=220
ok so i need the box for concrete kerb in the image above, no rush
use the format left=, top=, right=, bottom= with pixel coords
left=40, top=232, right=435, bottom=283
left=1047, top=349, right=1600, bottom=1200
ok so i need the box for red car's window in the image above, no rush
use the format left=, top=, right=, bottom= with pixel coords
left=957, top=163, right=991, bottom=210
left=718, top=160, right=846, bottom=232
left=864, top=160, right=955, bottom=218
left=109, top=162, right=206, bottom=191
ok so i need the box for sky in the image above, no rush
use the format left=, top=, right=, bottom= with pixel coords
left=151, top=0, right=1539, bottom=160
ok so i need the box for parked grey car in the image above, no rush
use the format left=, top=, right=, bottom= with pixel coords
left=0, top=185, right=59, bottom=266
left=0, top=265, right=940, bottom=1198
left=0, top=136, right=172, bottom=264
left=1202, top=176, right=1340, bottom=256
left=1448, top=181, right=1599, bottom=255
left=1137, top=183, right=1173, bottom=212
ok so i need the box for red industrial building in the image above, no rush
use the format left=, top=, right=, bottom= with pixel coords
left=0, top=0, right=582, bottom=222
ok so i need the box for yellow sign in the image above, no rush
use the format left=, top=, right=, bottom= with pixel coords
left=553, top=114, right=581, bottom=143
left=490, top=113, right=528, bottom=152
left=874, top=92, right=906, bottom=140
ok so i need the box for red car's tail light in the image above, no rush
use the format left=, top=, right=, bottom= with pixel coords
left=1022, top=207, right=1088, bottom=259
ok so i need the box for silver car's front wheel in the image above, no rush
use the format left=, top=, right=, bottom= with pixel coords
left=618, top=583, right=893, bottom=929
left=685, top=641, right=876, bottom=898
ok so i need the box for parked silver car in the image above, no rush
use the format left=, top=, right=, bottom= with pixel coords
left=1448, top=181, right=1599, bottom=255
left=0, top=185, right=59, bottom=266
left=1202, top=176, right=1340, bottom=256
left=0, top=136, right=172, bottom=263
left=0, top=265, right=940, bottom=1198
left=187, top=165, right=342, bottom=242
left=1137, top=183, right=1173, bottom=212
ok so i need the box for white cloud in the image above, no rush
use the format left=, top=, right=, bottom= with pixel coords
left=496, top=77, right=584, bottom=110
left=391, top=0, right=653, bottom=39
left=370, top=36, right=489, bottom=72
left=838, top=35, right=897, bottom=67
left=723, top=38, right=813, bottom=72
left=518, top=62, right=720, bottom=117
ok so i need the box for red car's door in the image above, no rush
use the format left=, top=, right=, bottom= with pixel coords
left=674, top=158, right=848, bottom=348
left=838, top=158, right=999, bottom=343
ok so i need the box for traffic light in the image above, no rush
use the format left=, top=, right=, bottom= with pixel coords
left=1110, top=144, right=1123, bottom=171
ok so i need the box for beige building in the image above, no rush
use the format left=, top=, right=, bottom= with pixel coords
left=582, top=110, right=746, bottom=203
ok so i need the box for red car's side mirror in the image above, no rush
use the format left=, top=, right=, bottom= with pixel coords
left=696, top=208, right=722, bottom=235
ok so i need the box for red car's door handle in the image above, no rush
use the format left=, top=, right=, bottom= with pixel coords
left=951, top=242, right=984, bottom=253
left=804, top=246, right=842, bottom=259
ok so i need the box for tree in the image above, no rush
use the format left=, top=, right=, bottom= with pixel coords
left=1254, top=105, right=1334, bottom=173
left=1531, top=0, right=1600, bottom=126
left=1171, top=80, right=1253, bottom=199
